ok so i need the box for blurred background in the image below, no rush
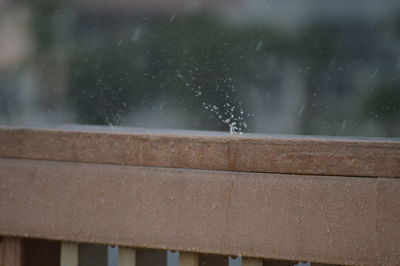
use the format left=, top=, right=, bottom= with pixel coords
left=1, top=0, right=400, bottom=137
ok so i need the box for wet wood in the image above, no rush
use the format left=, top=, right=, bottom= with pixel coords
left=0, top=157, right=399, bottom=266
left=0, top=126, right=399, bottom=178
left=376, top=178, right=400, bottom=265
left=180, top=252, right=198, bottom=266
left=119, top=247, right=136, bottom=266
left=60, top=242, right=78, bottom=266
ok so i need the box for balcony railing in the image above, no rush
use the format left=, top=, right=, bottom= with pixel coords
left=0, top=126, right=399, bottom=266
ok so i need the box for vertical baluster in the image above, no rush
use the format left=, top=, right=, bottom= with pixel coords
left=119, top=247, right=136, bottom=266
left=60, top=242, right=78, bottom=266
left=243, top=258, right=263, bottom=266
left=180, top=252, right=198, bottom=266
left=0, top=237, right=24, bottom=266
left=108, top=246, right=119, bottom=266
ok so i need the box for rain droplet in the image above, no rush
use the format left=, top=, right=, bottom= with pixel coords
left=256, top=41, right=263, bottom=51
left=169, top=13, right=176, bottom=23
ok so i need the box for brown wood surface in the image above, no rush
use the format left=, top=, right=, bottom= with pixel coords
left=0, top=159, right=399, bottom=266
left=311, top=263, right=342, bottom=266
left=376, top=178, right=400, bottom=266
left=0, top=237, right=23, bottom=266
left=0, top=127, right=399, bottom=178
left=0, top=237, right=60, bottom=266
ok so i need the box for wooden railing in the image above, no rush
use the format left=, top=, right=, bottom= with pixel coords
left=0, top=126, right=399, bottom=266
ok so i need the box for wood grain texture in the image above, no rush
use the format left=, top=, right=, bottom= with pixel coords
left=0, top=159, right=398, bottom=265
left=0, top=127, right=399, bottom=178
left=376, top=178, right=400, bottom=266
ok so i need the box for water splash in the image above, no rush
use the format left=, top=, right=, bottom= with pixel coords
left=177, top=70, right=251, bottom=135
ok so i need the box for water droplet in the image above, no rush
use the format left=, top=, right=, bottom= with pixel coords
left=256, top=41, right=263, bottom=51
left=117, top=37, right=124, bottom=47
left=131, top=27, right=142, bottom=42
left=169, top=13, right=176, bottom=23
left=371, top=69, right=378, bottom=78
left=298, top=104, right=305, bottom=116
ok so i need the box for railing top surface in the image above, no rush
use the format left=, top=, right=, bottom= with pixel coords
left=1, top=125, right=400, bottom=265
left=1, top=125, right=399, bottom=178
left=2, top=124, right=400, bottom=142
